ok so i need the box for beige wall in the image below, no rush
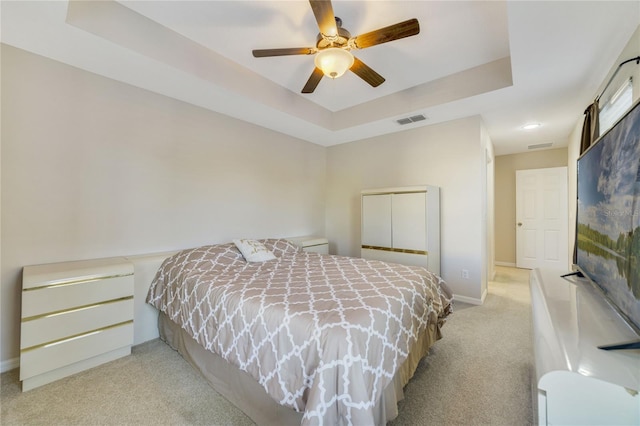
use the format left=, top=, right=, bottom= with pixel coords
left=325, top=116, right=492, bottom=303
left=494, top=25, right=640, bottom=269
left=1, top=45, right=327, bottom=365
left=494, top=148, right=568, bottom=265
left=482, top=122, right=496, bottom=286
left=0, top=44, right=495, bottom=366
left=567, top=24, right=640, bottom=259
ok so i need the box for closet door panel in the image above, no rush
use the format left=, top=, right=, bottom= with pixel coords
left=392, top=192, right=427, bottom=251
left=362, top=194, right=392, bottom=248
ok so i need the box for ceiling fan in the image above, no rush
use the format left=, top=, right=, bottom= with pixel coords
left=252, top=0, right=420, bottom=94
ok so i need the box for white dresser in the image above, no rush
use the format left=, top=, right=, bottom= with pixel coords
left=20, top=257, right=134, bottom=391
left=530, top=268, right=640, bottom=425
left=287, top=236, right=329, bottom=254
left=361, top=186, right=440, bottom=275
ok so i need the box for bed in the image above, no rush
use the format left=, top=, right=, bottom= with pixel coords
left=147, top=238, right=452, bottom=425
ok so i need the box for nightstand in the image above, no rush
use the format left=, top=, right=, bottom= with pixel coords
left=287, top=236, right=329, bottom=254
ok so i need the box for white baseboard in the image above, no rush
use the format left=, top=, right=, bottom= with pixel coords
left=495, top=261, right=517, bottom=267
left=453, top=293, right=484, bottom=305
left=1, top=357, right=19, bottom=373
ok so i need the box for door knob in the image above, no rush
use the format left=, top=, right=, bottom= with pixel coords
left=517, top=222, right=523, bottom=227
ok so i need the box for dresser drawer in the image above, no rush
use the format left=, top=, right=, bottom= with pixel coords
left=21, top=275, right=133, bottom=318
left=21, top=297, right=134, bottom=349
left=20, top=322, right=134, bottom=380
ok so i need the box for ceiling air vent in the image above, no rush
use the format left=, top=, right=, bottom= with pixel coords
left=527, top=142, right=553, bottom=150
left=396, top=114, right=427, bottom=125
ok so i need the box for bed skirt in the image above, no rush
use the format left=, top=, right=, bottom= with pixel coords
left=158, top=312, right=440, bottom=425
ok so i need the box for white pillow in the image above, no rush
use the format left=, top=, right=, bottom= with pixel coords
left=233, top=239, right=277, bottom=262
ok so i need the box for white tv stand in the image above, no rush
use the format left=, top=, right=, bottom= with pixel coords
left=530, top=268, right=640, bottom=425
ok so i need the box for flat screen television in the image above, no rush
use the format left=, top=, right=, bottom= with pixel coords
left=576, top=97, right=640, bottom=350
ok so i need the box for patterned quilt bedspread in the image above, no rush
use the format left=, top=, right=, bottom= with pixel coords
left=147, top=239, right=453, bottom=425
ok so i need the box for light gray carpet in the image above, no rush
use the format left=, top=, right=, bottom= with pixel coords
left=1, top=266, right=533, bottom=425
left=390, top=266, right=534, bottom=425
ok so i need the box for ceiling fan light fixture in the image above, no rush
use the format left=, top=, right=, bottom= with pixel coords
left=314, top=48, right=354, bottom=79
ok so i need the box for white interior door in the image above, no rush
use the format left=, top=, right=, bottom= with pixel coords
left=516, top=167, right=569, bottom=270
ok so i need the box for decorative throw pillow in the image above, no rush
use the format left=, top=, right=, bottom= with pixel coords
left=261, top=239, right=303, bottom=256
left=233, top=239, right=277, bottom=262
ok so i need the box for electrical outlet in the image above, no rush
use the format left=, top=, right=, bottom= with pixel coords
left=461, top=269, right=469, bottom=279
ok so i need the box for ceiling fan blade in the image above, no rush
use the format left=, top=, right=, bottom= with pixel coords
left=309, top=0, right=338, bottom=38
left=252, top=47, right=315, bottom=57
left=350, top=57, right=385, bottom=87
left=351, top=18, right=420, bottom=49
left=302, top=67, right=324, bottom=93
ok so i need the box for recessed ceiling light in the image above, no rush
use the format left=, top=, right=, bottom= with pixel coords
left=522, top=123, right=541, bottom=130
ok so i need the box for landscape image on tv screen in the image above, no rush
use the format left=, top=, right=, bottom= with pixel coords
left=576, top=100, right=640, bottom=332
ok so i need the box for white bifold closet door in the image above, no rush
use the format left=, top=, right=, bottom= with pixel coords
left=361, top=186, right=440, bottom=275
left=391, top=192, right=427, bottom=251
left=361, top=192, right=427, bottom=251
left=361, top=194, right=392, bottom=248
